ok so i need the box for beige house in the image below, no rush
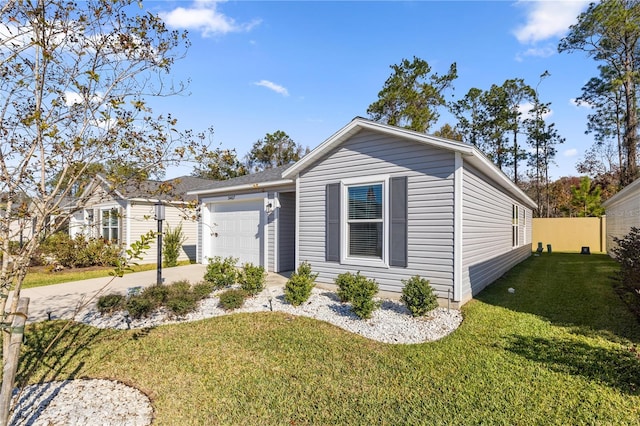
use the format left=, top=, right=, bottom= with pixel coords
left=71, top=175, right=213, bottom=264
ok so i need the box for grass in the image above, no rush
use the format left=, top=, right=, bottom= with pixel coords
left=17, top=253, right=640, bottom=424
left=22, top=260, right=192, bottom=289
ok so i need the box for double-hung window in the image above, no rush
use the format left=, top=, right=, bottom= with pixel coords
left=102, top=208, right=120, bottom=243
left=512, top=204, right=519, bottom=247
left=326, top=175, right=407, bottom=268
left=347, top=183, right=384, bottom=259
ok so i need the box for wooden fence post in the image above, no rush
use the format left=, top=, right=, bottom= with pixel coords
left=0, top=297, right=29, bottom=426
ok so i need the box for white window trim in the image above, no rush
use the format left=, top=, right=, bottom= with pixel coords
left=101, top=207, right=120, bottom=243
left=512, top=204, right=520, bottom=248
left=340, top=175, right=390, bottom=268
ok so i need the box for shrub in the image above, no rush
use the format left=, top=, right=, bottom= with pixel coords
left=40, top=232, right=121, bottom=268
left=192, top=281, right=215, bottom=300
left=401, top=275, right=438, bottom=317
left=163, top=280, right=199, bottom=316
left=238, top=263, right=266, bottom=296
left=141, top=285, right=170, bottom=308
left=163, top=223, right=187, bottom=268
left=204, top=256, right=238, bottom=289
left=96, top=293, right=125, bottom=315
left=612, top=227, right=640, bottom=295
left=166, top=292, right=198, bottom=317
left=284, top=261, right=318, bottom=306
left=218, top=289, right=248, bottom=311
left=349, top=274, right=380, bottom=319
left=335, top=272, right=359, bottom=303
left=125, top=295, right=155, bottom=319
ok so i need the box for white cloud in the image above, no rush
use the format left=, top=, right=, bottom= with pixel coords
left=515, top=45, right=556, bottom=61
left=160, top=0, right=260, bottom=37
left=570, top=98, right=592, bottom=108
left=518, top=101, right=553, bottom=121
left=513, top=0, right=591, bottom=44
left=564, top=148, right=578, bottom=157
left=254, top=80, right=289, bottom=97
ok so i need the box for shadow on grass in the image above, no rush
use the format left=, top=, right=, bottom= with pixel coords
left=475, top=253, right=640, bottom=343
left=505, top=334, right=640, bottom=395
left=17, top=321, right=121, bottom=387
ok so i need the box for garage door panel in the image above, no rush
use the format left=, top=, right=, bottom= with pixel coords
left=210, top=200, right=263, bottom=266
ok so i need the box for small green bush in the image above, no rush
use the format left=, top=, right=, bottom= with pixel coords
left=349, top=274, right=380, bottom=319
left=192, top=281, right=215, bottom=300
left=164, top=280, right=199, bottom=316
left=126, top=295, right=155, bottom=319
left=284, top=262, right=318, bottom=306
left=163, top=223, right=187, bottom=268
left=166, top=293, right=198, bottom=317
left=96, top=293, right=125, bottom=315
left=218, top=289, right=248, bottom=311
left=238, top=263, right=266, bottom=296
left=335, top=271, right=359, bottom=303
left=612, top=227, right=640, bottom=294
left=401, top=275, right=438, bottom=317
left=141, top=285, right=170, bottom=308
left=204, top=256, right=238, bottom=289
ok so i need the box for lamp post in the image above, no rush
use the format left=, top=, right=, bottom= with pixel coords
left=155, top=202, right=165, bottom=286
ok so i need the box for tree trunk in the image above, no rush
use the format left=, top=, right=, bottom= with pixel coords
left=0, top=298, right=29, bottom=426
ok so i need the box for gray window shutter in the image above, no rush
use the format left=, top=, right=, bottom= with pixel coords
left=326, top=183, right=340, bottom=262
left=389, top=176, right=407, bottom=267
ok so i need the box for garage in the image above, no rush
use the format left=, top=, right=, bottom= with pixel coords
left=208, top=199, right=265, bottom=266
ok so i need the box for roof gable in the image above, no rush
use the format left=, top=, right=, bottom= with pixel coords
left=282, top=117, right=536, bottom=209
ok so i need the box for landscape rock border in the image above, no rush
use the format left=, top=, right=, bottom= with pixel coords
left=10, top=378, right=153, bottom=426
left=79, top=285, right=463, bottom=345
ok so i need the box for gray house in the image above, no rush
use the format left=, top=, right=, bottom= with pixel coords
left=191, top=118, right=536, bottom=306
left=603, top=176, right=640, bottom=254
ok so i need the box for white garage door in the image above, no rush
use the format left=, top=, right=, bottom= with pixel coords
left=211, top=200, right=263, bottom=266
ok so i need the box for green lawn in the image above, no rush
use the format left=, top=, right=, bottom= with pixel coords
left=18, top=253, right=640, bottom=424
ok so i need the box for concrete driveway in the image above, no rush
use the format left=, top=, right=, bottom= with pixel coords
left=16, top=264, right=289, bottom=323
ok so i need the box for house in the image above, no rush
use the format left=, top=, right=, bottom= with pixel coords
left=70, top=174, right=213, bottom=264
left=603, top=176, right=640, bottom=255
left=190, top=118, right=536, bottom=306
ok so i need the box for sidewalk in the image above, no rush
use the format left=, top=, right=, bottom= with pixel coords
left=17, top=264, right=291, bottom=323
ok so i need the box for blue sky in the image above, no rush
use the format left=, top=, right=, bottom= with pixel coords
left=144, top=0, right=597, bottom=180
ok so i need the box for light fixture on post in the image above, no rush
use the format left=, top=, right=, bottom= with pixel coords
left=155, top=201, right=165, bottom=286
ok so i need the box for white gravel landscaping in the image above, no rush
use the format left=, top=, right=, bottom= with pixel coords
left=77, top=285, right=463, bottom=345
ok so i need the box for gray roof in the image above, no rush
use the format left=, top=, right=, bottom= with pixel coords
left=189, top=165, right=292, bottom=193
left=109, top=175, right=216, bottom=202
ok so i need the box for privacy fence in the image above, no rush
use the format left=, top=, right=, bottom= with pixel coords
left=532, top=217, right=606, bottom=253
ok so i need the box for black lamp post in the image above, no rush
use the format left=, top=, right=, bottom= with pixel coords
left=155, top=202, right=165, bottom=286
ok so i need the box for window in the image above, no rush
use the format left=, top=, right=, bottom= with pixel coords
left=102, top=208, right=120, bottom=243
left=512, top=204, right=519, bottom=247
left=347, top=184, right=383, bottom=259
left=326, top=176, right=407, bottom=267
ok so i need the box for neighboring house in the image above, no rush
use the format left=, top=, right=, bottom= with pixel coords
left=190, top=118, right=536, bottom=306
left=603, top=176, right=640, bottom=255
left=71, top=174, right=213, bottom=264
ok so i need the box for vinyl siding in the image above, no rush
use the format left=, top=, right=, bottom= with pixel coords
left=298, top=129, right=455, bottom=296
left=278, top=192, right=296, bottom=271
left=461, top=164, right=532, bottom=299
left=127, top=202, right=198, bottom=264
left=605, top=186, right=640, bottom=254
